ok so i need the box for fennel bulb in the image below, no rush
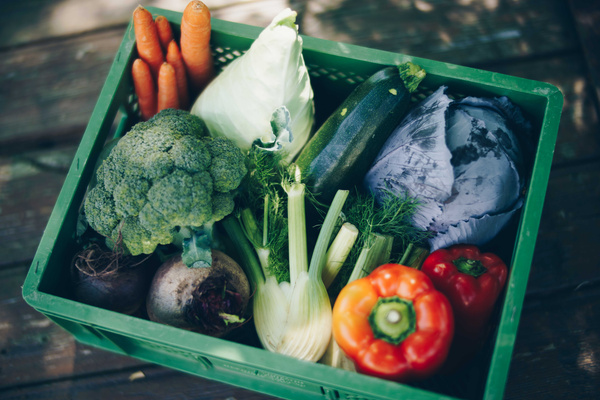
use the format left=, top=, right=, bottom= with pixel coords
left=220, top=165, right=349, bottom=362
left=191, top=8, right=314, bottom=162
left=252, top=275, right=291, bottom=352
left=275, top=270, right=332, bottom=360
left=364, top=86, right=532, bottom=251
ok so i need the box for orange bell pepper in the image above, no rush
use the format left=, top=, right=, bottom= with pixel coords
left=332, top=263, right=454, bottom=382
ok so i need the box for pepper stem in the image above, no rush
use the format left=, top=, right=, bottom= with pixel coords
left=453, top=257, right=487, bottom=278
left=368, top=296, right=416, bottom=345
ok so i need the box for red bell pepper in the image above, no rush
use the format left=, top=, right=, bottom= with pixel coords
left=332, top=263, right=454, bottom=382
left=421, top=244, right=508, bottom=340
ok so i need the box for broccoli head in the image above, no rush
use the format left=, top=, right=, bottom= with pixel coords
left=84, top=109, right=248, bottom=257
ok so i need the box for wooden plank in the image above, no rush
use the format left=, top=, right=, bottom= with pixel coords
left=0, top=365, right=277, bottom=400
left=0, top=262, right=146, bottom=390
left=0, top=1, right=285, bottom=48
left=0, top=1, right=590, bottom=156
left=0, top=28, right=124, bottom=154
left=505, top=286, right=600, bottom=399
left=569, top=0, right=600, bottom=111
left=0, top=0, right=579, bottom=66
left=0, top=0, right=129, bottom=47
left=211, top=0, right=296, bottom=27
left=0, top=144, right=78, bottom=267
left=485, top=54, right=600, bottom=167
left=300, top=0, right=579, bottom=65
left=1, top=5, right=593, bottom=161
left=526, top=159, right=600, bottom=294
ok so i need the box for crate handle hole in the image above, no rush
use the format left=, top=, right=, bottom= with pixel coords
left=194, top=355, right=213, bottom=370
left=320, top=386, right=340, bottom=400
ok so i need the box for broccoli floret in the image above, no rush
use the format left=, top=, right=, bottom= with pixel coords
left=114, top=216, right=171, bottom=256
left=138, top=203, right=174, bottom=242
left=205, top=137, right=248, bottom=192
left=145, top=108, right=208, bottom=137
left=113, top=177, right=150, bottom=218
left=84, top=185, right=119, bottom=237
left=125, top=127, right=176, bottom=181
left=187, top=171, right=215, bottom=225
left=145, top=170, right=196, bottom=224
left=212, top=191, right=236, bottom=221
left=172, top=135, right=211, bottom=173
left=83, top=109, right=248, bottom=262
left=96, top=145, right=130, bottom=193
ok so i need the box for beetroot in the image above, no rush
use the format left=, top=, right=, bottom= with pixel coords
left=71, top=244, right=157, bottom=315
left=146, top=249, right=250, bottom=337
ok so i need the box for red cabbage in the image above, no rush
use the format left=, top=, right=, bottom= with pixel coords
left=364, top=86, right=532, bottom=251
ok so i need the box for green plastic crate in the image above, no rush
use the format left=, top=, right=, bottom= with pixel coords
left=22, top=7, right=562, bottom=400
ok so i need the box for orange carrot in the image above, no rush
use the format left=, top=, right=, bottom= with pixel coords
left=180, top=0, right=214, bottom=95
left=157, top=62, right=180, bottom=112
left=155, top=15, right=174, bottom=52
left=131, top=58, right=157, bottom=121
left=166, top=40, right=190, bottom=109
left=133, top=5, right=164, bottom=79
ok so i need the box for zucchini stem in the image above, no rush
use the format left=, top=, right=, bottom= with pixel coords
left=397, top=62, right=426, bottom=94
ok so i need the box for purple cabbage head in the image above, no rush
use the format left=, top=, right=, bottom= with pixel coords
left=363, top=86, right=532, bottom=251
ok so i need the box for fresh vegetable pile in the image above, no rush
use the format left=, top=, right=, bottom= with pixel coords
left=71, top=0, right=533, bottom=385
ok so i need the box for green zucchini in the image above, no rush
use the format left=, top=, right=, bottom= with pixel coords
left=294, top=63, right=425, bottom=201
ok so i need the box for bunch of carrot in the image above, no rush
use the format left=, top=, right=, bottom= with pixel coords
left=132, top=1, right=214, bottom=121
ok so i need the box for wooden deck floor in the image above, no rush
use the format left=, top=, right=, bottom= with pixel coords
left=1, top=0, right=599, bottom=398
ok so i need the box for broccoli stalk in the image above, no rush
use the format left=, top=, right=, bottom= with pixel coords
left=83, top=109, right=248, bottom=268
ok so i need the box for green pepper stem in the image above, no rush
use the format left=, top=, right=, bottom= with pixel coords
left=453, top=257, right=487, bottom=278
left=368, top=296, right=416, bottom=345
